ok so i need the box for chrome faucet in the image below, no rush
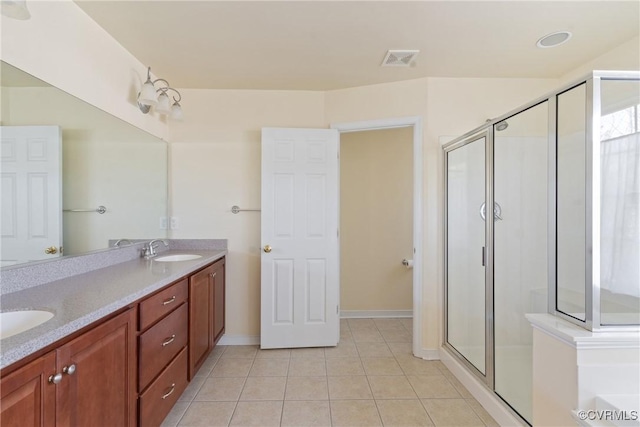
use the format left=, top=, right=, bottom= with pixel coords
left=113, top=238, right=133, bottom=247
left=142, top=239, right=168, bottom=259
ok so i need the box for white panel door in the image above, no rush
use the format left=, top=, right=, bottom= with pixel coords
left=261, top=127, right=339, bottom=349
left=1, top=126, right=62, bottom=266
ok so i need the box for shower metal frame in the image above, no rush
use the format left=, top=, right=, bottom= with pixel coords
left=442, top=130, right=494, bottom=388
left=442, top=70, right=640, bottom=423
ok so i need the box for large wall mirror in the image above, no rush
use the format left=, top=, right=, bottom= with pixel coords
left=1, top=61, right=168, bottom=268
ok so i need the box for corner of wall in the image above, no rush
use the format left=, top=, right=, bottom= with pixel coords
left=559, top=35, right=640, bottom=84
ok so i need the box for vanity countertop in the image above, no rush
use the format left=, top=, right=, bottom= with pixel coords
left=0, top=249, right=226, bottom=370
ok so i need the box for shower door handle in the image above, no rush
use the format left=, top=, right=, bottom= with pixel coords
left=480, top=202, right=503, bottom=221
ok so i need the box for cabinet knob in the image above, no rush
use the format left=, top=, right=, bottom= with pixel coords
left=63, top=364, right=76, bottom=375
left=48, top=373, right=62, bottom=384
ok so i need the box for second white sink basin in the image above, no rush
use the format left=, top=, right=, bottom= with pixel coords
left=0, top=310, right=54, bottom=340
left=154, top=254, right=202, bottom=262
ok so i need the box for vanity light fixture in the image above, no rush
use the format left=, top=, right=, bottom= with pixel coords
left=1, top=0, right=31, bottom=20
left=137, top=67, right=183, bottom=120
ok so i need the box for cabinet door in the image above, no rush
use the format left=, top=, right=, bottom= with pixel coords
left=212, top=259, right=226, bottom=345
left=0, top=352, right=56, bottom=427
left=56, top=308, right=136, bottom=427
left=189, top=265, right=214, bottom=378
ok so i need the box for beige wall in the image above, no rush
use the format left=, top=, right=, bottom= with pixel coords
left=0, top=0, right=167, bottom=140
left=340, top=127, right=413, bottom=312
left=169, top=89, right=326, bottom=339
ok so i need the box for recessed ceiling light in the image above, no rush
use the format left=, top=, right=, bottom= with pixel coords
left=536, top=31, right=572, bottom=48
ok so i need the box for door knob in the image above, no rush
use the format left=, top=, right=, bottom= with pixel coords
left=44, top=246, right=58, bottom=255
left=263, top=245, right=272, bottom=253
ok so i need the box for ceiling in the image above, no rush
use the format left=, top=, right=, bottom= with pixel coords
left=1, top=61, right=49, bottom=87
left=75, top=1, right=640, bottom=91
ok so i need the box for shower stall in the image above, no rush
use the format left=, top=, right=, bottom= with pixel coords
left=443, top=71, right=640, bottom=424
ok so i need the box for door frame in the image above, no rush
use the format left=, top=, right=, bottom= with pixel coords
left=330, top=116, right=424, bottom=357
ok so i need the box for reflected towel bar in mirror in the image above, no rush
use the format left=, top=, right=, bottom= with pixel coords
left=231, top=205, right=261, bottom=214
left=63, top=205, right=107, bottom=214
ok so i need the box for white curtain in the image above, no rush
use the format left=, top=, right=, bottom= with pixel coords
left=600, top=132, right=640, bottom=297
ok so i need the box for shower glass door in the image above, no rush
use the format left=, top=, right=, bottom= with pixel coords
left=493, top=102, right=548, bottom=424
left=446, top=134, right=486, bottom=375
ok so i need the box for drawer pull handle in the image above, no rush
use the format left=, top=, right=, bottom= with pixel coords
left=162, top=296, right=176, bottom=305
left=161, top=335, right=176, bottom=347
left=161, top=383, right=176, bottom=400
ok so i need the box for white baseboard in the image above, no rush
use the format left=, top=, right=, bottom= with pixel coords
left=439, top=347, right=526, bottom=427
left=414, top=348, right=440, bottom=360
left=340, top=310, right=412, bottom=318
left=217, top=335, right=260, bottom=346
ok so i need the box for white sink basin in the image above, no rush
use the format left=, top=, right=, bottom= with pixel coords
left=0, top=310, right=54, bottom=340
left=154, top=254, right=202, bottom=262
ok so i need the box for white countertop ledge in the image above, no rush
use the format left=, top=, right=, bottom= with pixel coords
left=526, top=313, right=640, bottom=350
left=0, top=249, right=226, bottom=370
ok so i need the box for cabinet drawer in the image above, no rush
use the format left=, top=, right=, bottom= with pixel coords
left=139, top=347, right=188, bottom=427
left=139, top=279, right=188, bottom=331
left=139, top=303, right=188, bottom=390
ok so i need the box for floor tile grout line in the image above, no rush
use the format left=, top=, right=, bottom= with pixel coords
left=226, top=399, right=240, bottom=427
left=325, top=364, right=333, bottom=426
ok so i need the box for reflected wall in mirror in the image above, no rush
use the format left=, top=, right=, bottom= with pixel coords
left=1, top=61, right=168, bottom=268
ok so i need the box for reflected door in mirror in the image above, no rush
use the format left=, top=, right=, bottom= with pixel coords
left=1, top=126, right=62, bottom=266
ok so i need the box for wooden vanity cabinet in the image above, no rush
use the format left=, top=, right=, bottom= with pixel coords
left=0, top=308, right=136, bottom=427
left=212, top=259, right=225, bottom=345
left=1, top=255, right=226, bottom=427
left=189, top=257, right=225, bottom=379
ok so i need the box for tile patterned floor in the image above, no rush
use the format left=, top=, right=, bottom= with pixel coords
left=161, top=318, right=499, bottom=427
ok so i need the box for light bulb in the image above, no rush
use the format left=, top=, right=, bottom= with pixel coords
left=170, top=101, right=183, bottom=121
left=155, top=91, right=171, bottom=114
left=138, top=79, right=157, bottom=106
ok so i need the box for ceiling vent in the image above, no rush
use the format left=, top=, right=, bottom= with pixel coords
left=381, top=50, right=420, bottom=67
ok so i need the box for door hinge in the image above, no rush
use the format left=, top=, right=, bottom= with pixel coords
left=336, top=305, right=339, bottom=314
left=337, top=229, right=339, bottom=238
